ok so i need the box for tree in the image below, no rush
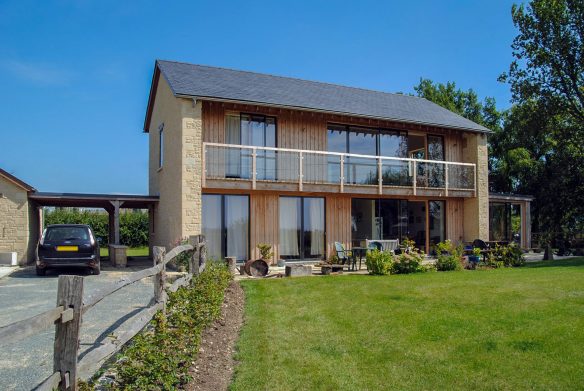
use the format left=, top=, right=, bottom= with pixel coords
left=499, top=0, right=584, bottom=122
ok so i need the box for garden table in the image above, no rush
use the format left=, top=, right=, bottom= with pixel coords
left=351, top=247, right=368, bottom=271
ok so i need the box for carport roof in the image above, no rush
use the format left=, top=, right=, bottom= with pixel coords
left=28, top=192, right=159, bottom=209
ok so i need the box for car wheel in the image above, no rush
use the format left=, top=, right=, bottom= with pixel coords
left=36, top=267, right=46, bottom=276
left=91, top=263, right=101, bottom=275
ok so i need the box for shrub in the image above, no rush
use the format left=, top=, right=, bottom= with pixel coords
left=392, top=251, right=426, bottom=274
left=435, top=240, right=464, bottom=271
left=44, top=207, right=149, bottom=247
left=110, top=262, right=232, bottom=390
left=487, top=243, right=525, bottom=267
left=366, top=249, right=394, bottom=275
left=256, top=243, right=274, bottom=262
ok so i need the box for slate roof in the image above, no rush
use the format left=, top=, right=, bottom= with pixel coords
left=147, top=60, right=491, bottom=133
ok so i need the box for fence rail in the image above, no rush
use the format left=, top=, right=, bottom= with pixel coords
left=203, top=142, right=476, bottom=195
left=0, top=235, right=207, bottom=391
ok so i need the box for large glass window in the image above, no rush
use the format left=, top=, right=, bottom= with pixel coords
left=429, top=200, right=445, bottom=254
left=225, top=114, right=276, bottom=180
left=489, top=203, right=521, bottom=243
left=202, top=194, right=249, bottom=261
left=347, top=128, right=377, bottom=184
left=351, top=199, right=408, bottom=246
left=408, top=201, right=427, bottom=250
left=427, top=135, right=445, bottom=187
left=327, top=125, right=348, bottom=183
left=279, top=197, right=325, bottom=260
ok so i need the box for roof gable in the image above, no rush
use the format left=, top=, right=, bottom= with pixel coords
left=144, top=60, right=491, bottom=134
left=0, top=168, right=35, bottom=192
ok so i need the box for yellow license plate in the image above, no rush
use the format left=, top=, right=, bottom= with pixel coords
left=56, top=246, right=78, bottom=252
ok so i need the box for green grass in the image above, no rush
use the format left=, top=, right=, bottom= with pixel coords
left=231, top=258, right=584, bottom=390
left=99, top=246, right=149, bottom=257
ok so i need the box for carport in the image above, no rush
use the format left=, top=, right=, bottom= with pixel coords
left=28, top=192, right=159, bottom=253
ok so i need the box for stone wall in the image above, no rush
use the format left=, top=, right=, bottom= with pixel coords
left=148, top=76, right=202, bottom=250
left=462, top=132, right=490, bottom=241
left=0, top=179, right=32, bottom=265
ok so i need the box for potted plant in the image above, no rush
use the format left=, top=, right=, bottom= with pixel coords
left=257, top=243, right=274, bottom=264
left=468, top=247, right=481, bottom=264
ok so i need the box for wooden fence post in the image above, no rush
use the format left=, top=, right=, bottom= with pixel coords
left=54, top=275, right=84, bottom=391
left=152, top=246, right=166, bottom=312
left=225, top=256, right=236, bottom=274
left=188, top=235, right=207, bottom=275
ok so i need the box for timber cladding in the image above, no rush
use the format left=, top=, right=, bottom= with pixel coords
left=202, top=101, right=464, bottom=154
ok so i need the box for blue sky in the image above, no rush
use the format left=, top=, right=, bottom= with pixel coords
left=0, top=0, right=520, bottom=194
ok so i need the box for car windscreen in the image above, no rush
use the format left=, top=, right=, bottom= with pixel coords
left=45, top=227, right=90, bottom=241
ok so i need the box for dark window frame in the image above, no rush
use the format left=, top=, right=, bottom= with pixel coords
left=202, top=193, right=251, bottom=262
left=279, top=195, right=326, bottom=261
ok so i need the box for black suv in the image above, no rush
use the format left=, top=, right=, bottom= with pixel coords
left=36, top=224, right=100, bottom=276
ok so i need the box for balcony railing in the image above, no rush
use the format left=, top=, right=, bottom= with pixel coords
left=203, top=142, right=476, bottom=195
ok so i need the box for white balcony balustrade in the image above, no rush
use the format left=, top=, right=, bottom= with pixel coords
left=203, top=142, right=476, bottom=196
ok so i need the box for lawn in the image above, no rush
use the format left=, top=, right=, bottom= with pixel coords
left=99, top=246, right=149, bottom=258
left=231, top=258, right=584, bottom=390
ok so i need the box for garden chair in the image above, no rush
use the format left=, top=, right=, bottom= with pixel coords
left=334, top=242, right=355, bottom=271
left=472, top=239, right=490, bottom=262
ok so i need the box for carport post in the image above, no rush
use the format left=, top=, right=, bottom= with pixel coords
left=109, top=201, right=124, bottom=245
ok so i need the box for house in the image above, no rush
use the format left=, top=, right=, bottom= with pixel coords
left=0, top=168, right=39, bottom=265
left=144, top=60, right=495, bottom=263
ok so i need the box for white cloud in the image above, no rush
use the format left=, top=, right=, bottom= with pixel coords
left=1, top=60, right=73, bottom=85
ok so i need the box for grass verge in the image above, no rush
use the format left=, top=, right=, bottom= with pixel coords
left=231, top=257, right=584, bottom=390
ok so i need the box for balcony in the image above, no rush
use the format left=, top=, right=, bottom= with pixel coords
left=203, top=142, right=476, bottom=198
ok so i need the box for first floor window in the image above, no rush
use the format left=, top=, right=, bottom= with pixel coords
left=279, top=197, right=325, bottom=260
left=202, top=194, right=249, bottom=261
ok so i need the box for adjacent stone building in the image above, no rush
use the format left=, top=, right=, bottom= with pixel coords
left=0, top=169, right=38, bottom=265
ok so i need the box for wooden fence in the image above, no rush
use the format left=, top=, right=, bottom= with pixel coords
left=0, top=235, right=207, bottom=391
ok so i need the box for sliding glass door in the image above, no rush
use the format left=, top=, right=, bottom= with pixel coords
left=279, top=197, right=325, bottom=260
left=202, top=194, right=249, bottom=261
left=351, top=198, right=445, bottom=252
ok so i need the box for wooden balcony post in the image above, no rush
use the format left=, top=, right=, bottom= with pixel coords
left=299, top=151, right=303, bottom=192
left=445, top=163, right=449, bottom=196
left=339, top=155, right=344, bottom=193
left=377, top=157, right=383, bottom=195
left=412, top=161, right=417, bottom=196
left=201, top=144, right=206, bottom=187
left=252, top=147, right=257, bottom=190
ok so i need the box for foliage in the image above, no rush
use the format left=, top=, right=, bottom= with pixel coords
left=111, top=262, right=232, bottom=390
left=171, top=237, right=191, bottom=270
left=434, top=240, right=464, bottom=271
left=256, top=243, right=274, bottom=262
left=327, top=254, right=339, bottom=264
left=365, top=249, right=394, bottom=275
left=500, top=0, right=584, bottom=122
left=392, top=247, right=426, bottom=274
left=487, top=243, right=526, bottom=268
left=472, top=247, right=482, bottom=257
left=495, top=0, right=584, bottom=243
left=44, top=208, right=149, bottom=248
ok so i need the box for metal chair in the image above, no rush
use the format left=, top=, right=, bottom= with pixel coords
left=334, top=242, right=355, bottom=270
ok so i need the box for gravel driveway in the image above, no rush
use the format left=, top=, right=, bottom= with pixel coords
left=0, top=265, right=155, bottom=391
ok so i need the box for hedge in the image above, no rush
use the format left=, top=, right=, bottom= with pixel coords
left=44, top=208, right=149, bottom=247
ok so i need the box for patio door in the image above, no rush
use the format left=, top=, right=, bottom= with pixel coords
left=202, top=194, right=249, bottom=261
left=279, top=197, right=325, bottom=260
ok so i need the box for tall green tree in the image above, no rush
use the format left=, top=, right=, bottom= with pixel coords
left=499, top=0, right=584, bottom=243
left=500, top=0, right=584, bottom=122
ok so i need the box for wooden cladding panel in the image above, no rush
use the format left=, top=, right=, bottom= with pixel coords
left=325, top=195, right=352, bottom=259
left=445, top=133, right=463, bottom=162
left=250, top=194, right=279, bottom=262
left=202, top=101, right=469, bottom=158
left=446, top=199, right=464, bottom=243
